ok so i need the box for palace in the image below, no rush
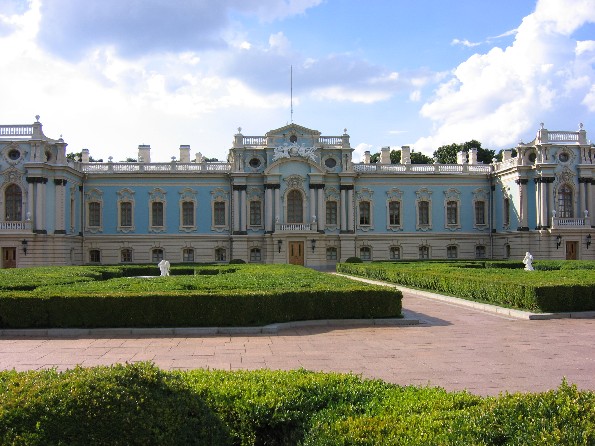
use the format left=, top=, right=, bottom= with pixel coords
left=0, top=118, right=592, bottom=268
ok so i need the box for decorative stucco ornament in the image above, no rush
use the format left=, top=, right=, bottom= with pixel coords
left=272, top=142, right=318, bottom=162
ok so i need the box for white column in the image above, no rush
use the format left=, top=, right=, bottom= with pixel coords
left=520, top=180, right=528, bottom=228
left=579, top=180, right=586, bottom=215
left=340, top=188, right=347, bottom=231
left=274, top=187, right=281, bottom=225
left=55, top=180, right=66, bottom=232
left=547, top=179, right=554, bottom=227
left=309, top=187, right=316, bottom=225
left=240, top=188, right=247, bottom=232
left=35, top=180, right=45, bottom=232
left=27, top=181, right=34, bottom=222
left=233, top=188, right=240, bottom=232
left=347, top=188, right=354, bottom=231
left=587, top=180, right=593, bottom=221
left=317, top=187, right=325, bottom=231
left=265, top=187, right=273, bottom=232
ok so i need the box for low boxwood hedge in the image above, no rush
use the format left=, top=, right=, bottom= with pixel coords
left=0, top=265, right=401, bottom=328
left=337, top=261, right=595, bottom=312
left=1, top=363, right=593, bottom=445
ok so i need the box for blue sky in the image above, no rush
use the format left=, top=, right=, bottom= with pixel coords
left=0, top=0, right=594, bottom=162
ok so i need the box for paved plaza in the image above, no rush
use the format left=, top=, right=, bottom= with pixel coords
left=0, top=285, right=593, bottom=396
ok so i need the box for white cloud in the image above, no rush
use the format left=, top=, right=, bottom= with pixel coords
left=451, top=39, right=481, bottom=48
left=416, top=0, right=595, bottom=153
left=352, top=143, right=374, bottom=163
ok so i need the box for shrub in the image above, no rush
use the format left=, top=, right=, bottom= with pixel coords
left=344, top=257, right=363, bottom=263
left=229, top=258, right=246, bottom=264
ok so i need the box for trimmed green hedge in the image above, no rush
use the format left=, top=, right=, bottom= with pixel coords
left=0, top=265, right=401, bottom=328
left=1, top=363, right=593, bottom=445
left=337, top=261, right=595, bottom=312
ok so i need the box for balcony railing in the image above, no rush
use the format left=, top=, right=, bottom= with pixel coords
left=551, top=217, right=590, bottom=229
left=275, top=223, right=313, bottom=232
left=0, top=125, right=34, bottom=138
left=353, top=163, right=492, bottom=174
left=82, top=162, right=232, bottom=174
left=0, top=221, right=32, bottom=232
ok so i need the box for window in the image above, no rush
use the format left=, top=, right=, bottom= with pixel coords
left=475, top=245, right=486, bottom=259
left=183, top=248, right=194, bottom=262
left=418, top=201, right=429, bottom=225
left=215, top=248, right=226, bottom=262
left=503, top=198, right=510, bottom=226
left=326, top=201, right=338, bottom=225
left=287, top=190, right=303, bottom=223
left=214, top=201, right=226, bottom=226
left=505, top=244, right=511, bottom=258
left=360, top=246, right=371, bottom=260
left=389, top=246, right=400, bottom=260
left=89, top=249, right=101, bottom=263
left=182, top=201, right=194, bottom=227
left=359, top=201, right=371, bottom=225
left=419, top=246, right=429, bottom=259
left=389, top=201, right=400, bottom=226
left=447, top=245, right=458, bottom=259
left=446, top=201, right=458, bottom=225
left=152, top=202, right=164, bottom=227
left=121, top=248, right=132, bottom=263
left=558, top=184, right=573, bottom=218
left=152, top=248, right=164, bottom=263
left=5, top=184, right=22, bottom=221
left=474, top=201, right=486, bottom=225
left=89, top=202, right=101, bottom=227
left=326, top=247, right=338, bottom=260
left=249, top=201, right=262, bottom=226
left=120, top=202, right=132, bottom=227
left=249, top=248, right=262, bottom=262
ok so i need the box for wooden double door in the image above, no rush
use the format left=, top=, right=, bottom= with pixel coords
left=2, top=247, right=16, bottom=268
left=288, top=241, right=304, bottom=265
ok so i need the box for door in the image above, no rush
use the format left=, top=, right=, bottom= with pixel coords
left=2, top=247, right=16, bottom=268
left=288, top=241, right=304, bottom=265
left=566, top=241, right=577, bottom=260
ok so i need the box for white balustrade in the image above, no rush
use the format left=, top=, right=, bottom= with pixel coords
left=275, top=223, right=312, bottom=231
left=82, top=162, right=231, bottom=173
left=318, top=136, right=343, bottom=146
left=242, top=136, right=266, bottom=146
left=547, top=131, right=579, bottom=143
left=0, top=221, right=31, bottom=231
left=551, top=217, right=589, bottom=228
left=0, top=125, right=34, bottom=138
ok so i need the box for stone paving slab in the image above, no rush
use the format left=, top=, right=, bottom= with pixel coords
left=0, top=283, right=594, bottom=396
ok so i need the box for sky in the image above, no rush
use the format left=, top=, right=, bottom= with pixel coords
left=0, top=0, right=594, bottom=162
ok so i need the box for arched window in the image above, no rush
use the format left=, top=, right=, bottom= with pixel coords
left=558, top=184, right=573, bottom=218
left=5, top=184, right=22, bottom=221
left=287, top=190, right=303, bottom=223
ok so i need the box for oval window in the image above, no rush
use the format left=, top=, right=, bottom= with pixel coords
left=289, top=134, right=298, bottom=143
left=528, top=152, right=537, bottom=163
left=325, top=158, right=337, bottom=169
left=558, top=152, right=569, bottom=163
left=249, top=157, right=261, bottom=168
left=8, top=149, right=20, bottom=160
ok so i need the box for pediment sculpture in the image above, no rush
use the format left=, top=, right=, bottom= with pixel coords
left=272, top=142, right=318, bottom=163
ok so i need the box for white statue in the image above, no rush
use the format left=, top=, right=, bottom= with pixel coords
left=158, top=259, right=170, bottom=276
left=523, top=252, right=534, bottom=271
left=272, top=144, right=291, bottom=161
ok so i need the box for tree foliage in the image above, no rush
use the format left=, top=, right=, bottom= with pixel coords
left=433, top=140, right=495, bottom=164
left=369, top=149, right=432, bottom=165
left=66, top=151, right=103, bottom=163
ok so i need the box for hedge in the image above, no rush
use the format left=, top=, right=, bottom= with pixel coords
left=1, top=363, right=593, bottom=445
left=0, top=265, right=401, bottom=328
left=337, top=261, right=595, bottom=312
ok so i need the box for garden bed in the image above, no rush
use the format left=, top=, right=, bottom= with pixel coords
left=0, top=264, right=401, bottom=328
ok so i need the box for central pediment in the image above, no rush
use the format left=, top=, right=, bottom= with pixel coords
left=266, top=123, right=321, bottom=137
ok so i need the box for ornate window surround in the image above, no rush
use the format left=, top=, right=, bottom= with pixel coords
left=178, top=188, right=197, bottom=232
left=386, top=188, right=403, bottom=231
left=324, top=186, right=340, bottom=230
left=415, top=188, right=432, bottom=231
left=443, top=188, right=461, bottom=231
left=117, top=188, right=135, bottom=233
left=283, top=175, right=307, bottom=224
left=247, top=186, right=263, bottom=229
left=389, top=245, right=401, bottom=260
left=211, top=187, right=229, bottom=231
left=356, top=187, right=374, bottom=231
left=472, top=188, right=489, bottom=230
left=85, top=188, right=103, bottom=233
left=149, top=188, right=166, bottom=233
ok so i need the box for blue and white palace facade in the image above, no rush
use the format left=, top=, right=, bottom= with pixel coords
left=0, top=117, right=593, bottom=268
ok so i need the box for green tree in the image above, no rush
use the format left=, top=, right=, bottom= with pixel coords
left=433, top=140, right=494, bottom=164
left=410, top=151, right=433, bottom=164
left=66, top=151, right=102, bottom=162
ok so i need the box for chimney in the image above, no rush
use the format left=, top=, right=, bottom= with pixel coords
left=380, top=146, right=391, bottom=164
left=138, top=145, right=151, bottom=163
left=401, top=146, right=411, bottom=164
left=179, top=145, right=190, bottom=163
left=364, top=151, right=371, bottom=164
left=81, top=148, right=90, bottom=163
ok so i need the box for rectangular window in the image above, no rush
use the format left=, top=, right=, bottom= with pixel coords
left=215, top=248, right=226, bottom=262
left=121, top=249, right=132, bottom=263
left=359, top=201, right=371, bottom=225
left=447, top=245, right=457, bottom=259
left=326, top=201, right=337, bottom=225
left=389, top=247, right=400, bottom=260
left=89, top=249, right=101, bottom=263
left=152, top=249, right=164, bottom=263
left=214, top=202, right=226, bottom=226
left=475, top=245, right=486, bottom=259
left=360, top=246, right=371, bottom=260
left=326, top=247, right=338, bottom=260
left=249, top=201, right=262, bottom=226
left=418, top=201, right=429, bottom=225
left=249, top=248, right=262, bottom=262
left=182, top=201, right=194, bottom=227
left=89, top=202, right=101, bottom=227
left=447, top=201, right=458, bottom=225
left=419, top=246, right=429, bottom=259
left=183, top=248, right=194, bottom=262
left=389, top=201, right=400, bottom=225
left=152, top=202, right=164, bottom=227
left=120, top=202, right=132, bottom=227
left=503, top=198, right=510, bottom=226
left=475, top=201, right=486, bottom=225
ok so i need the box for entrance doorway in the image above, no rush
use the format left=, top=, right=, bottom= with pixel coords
left=566, top=241, right=577, bottom=260
left=2, top=247, right=16, bottom=268
left=288, top=241, right=304, bottom=265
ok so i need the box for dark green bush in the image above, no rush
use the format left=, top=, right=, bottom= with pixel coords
left=345, top=257, right=363, bottom=263
left=0, top=363, right=230, bottom=445
left=229, top=258, right=246, bottom=264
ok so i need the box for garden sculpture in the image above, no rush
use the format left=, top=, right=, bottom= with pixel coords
left=158, top=259, right=170, bottom=276
left=523, top=252, right=534, bottom=271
